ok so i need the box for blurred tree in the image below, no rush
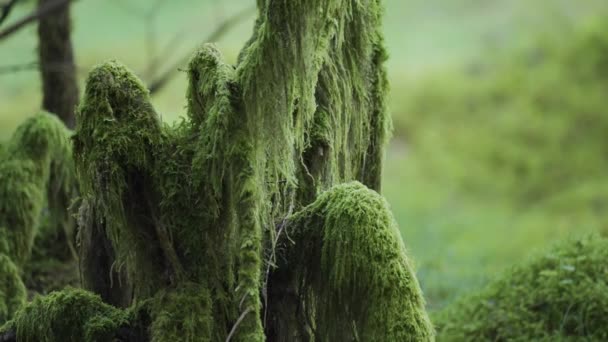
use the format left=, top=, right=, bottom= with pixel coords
left=37, top=0, right=78, bottom=128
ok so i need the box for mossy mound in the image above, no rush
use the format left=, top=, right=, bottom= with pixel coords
left=434, top=235, right=608, bottom=341
left=6, top=288, right=129, bottom=342
left=270, top=182, right=433, bottom=341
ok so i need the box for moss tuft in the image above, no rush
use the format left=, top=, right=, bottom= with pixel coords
left=272, top=182, right=434, bottom=341
left=0, top=254, right=26, bottom=323
left=435, top=235, right=608, bottom=341
left=148, top=283, right=214, bottom=342
left=9, top=288, right=128, bottom=342
left=0, top=112, right=74, bottom=266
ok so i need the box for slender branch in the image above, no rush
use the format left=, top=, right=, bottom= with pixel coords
left=0, top=0, right=19, bottom=27
left=0, top=0, right=69, bottom=41
left=0, top=61, right=87, bottom=75
left=226, top=307, right=253, bottom=342
left=148, top=5, right=255, bottom=95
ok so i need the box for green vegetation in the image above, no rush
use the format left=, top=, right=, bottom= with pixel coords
left=281, top=182, right=432, bottom=341
left=8, top=288, right=129, bottom=342
left=2, top=0, right=608, bottom=340
left=0, top=113, right=76, bottom=322
left=435, top=235, right=608, bottom=341
left=0, top=113, right=73, bottom=266
left=0, top=0, right=433, bottom=340
left=387, top=13, right=608, bottom=309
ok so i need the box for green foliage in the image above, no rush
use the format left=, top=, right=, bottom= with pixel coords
left=395, top=18, right=608, bottom=210
left=435, top=235, right=608, bottom=341
left=385, top=15, right=608, bottom=307
left=7, top=288, right=129, bottom=342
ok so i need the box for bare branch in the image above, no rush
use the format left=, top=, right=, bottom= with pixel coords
left=0, top=0, right=19, bottom=27
left=226, top=307, right=253, bottom=342
left=0, top=0, right=69, bottom=41
left=148, top=5, right=255, bottom=95
left=0, top=61, right=86, bottom=75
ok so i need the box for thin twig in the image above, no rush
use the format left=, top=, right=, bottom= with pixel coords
left=263, top=202, right=295, bottom=327
left=226, top=307, right=253, bottom=342
left=0, top=0, right=19, bottom=27
left=0, top=0, right=69, bottom=41
left=0, top=61, right=86, bottom=75
left=148, top=5, right=255, bottom=95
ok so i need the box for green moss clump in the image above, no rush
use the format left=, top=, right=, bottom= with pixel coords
left=0, top=254, right=26, bottom=323
left=8, top=288, right=129, bottom=342
left=273, top=182, right=433, bottom=341
left=0, top=112, right=76, bottom=323
left=435, top=235, right=608, bottom=341
left=148, top=283, right=213, bottom=342
left=0, top=112, right=73, bottom=265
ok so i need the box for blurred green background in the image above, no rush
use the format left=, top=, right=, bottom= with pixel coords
left=2, top=0, right=608, bottom=311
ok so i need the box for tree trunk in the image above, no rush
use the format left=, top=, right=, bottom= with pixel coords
left=37, top=0, right=78, bottom=128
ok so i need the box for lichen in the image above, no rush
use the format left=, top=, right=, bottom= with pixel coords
left=435, top=235, right=608, bottom=341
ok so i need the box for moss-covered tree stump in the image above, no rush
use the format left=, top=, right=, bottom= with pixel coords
left=0, top=112, right=76, bottom=324
left=2, top=0, right=434, bottom=341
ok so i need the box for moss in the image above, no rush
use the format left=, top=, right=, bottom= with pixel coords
left=8, top=288, right=129, bottom=342
left=0, top=112, right=77, bottom=325
left=271, top=182, right=433, bottom=341
left=0, top=112, right=74, bottom=266
left=148, top=282, right=213, bottom=342
left=435, top=235, right=608, bottom=341
left=67, top=1, right=415, bottom=340
left=0, top=254, right=26, bottom=323
left=74, top=61, right=167, bottom=300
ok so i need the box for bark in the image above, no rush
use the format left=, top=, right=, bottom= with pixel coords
left=37, top=0, right=78, bottom=128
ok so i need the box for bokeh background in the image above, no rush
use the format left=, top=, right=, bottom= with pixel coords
left=2, top=0, right=608, bottom=312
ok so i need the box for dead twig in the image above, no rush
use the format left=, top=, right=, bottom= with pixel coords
left=148, top=5, right=255, bottom=95
left=0, top=61, right=87, bottom=75
left=0, top=0, right=69, bottom=41
left=0, top=0, right=19, bottom=27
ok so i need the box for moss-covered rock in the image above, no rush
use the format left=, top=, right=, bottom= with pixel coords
left=435, top=235, right=608, bottom=341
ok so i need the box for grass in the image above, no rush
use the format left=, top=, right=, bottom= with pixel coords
left=2, top=0, right=607, bottom=312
